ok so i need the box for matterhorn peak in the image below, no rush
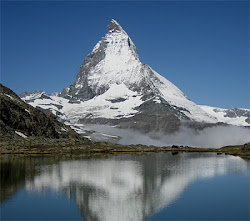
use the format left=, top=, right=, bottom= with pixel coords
left=107, top=19, right=125, bottom=33
left=57, top=20, right=219, bottom=126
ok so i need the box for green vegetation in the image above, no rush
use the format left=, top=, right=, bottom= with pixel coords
left=218, top=143, right=250, bottom=159
left=0, top=136, right=249, bottom=159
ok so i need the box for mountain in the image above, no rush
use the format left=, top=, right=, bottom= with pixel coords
left=20, top=19, right=250, bottom=136
left=0, top=84, right=81, bottom=141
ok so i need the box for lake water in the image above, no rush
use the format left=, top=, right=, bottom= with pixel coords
left=0, top=153, right=249, bottom=221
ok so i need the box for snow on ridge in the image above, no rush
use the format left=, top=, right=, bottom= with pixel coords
left=86, top=20, right=140, bottom=92
left=2, top=93, right=22, bottom=104
left=146, top=69, right=217, bottom=123
left=23, top=88, right=249, bottom=127
left=88, top=35, right=140, bottom=89
left=64, top=84, right=143, bottom=121
left=5, top=94, right=15, bottom=100
left=21, top=91, right=45, bottom=101
left=199, top=105, right=250, bottom=126
left=79, top=20, right=217, bottom=124
left=23, top=84, right=144, bottom=123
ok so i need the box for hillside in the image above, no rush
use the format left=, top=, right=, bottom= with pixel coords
left=0, top=84, right=82, bottom=142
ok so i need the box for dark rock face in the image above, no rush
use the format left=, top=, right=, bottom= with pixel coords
left=59, top=36, right=108, bottom=101
left=107, top=19, right=123, bottom=33
left=0, top=84, right=81, bottom=141
left=79, top=99, right=182, bottom=134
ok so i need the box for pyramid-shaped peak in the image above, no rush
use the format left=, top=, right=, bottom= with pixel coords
left=107, top=19, right=125, bottom=33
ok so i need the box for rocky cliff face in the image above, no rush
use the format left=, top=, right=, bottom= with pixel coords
left=0, top=84, right=81, bottom=141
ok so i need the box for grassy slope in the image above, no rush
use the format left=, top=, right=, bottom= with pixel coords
left=0, top=137, right=249, bottom=159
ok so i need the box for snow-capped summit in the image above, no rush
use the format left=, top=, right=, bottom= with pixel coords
left=107, top=19, right=126, bottom=33
left=20, top=20, right=250, bottom=135
left=58, top=19, right=215, bottom=124
left=60, top=19, right=140, bottom=101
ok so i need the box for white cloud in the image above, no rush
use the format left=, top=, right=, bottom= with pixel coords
left=87, top=124, right=250, bottom=148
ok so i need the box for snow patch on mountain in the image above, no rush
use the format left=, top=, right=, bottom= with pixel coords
left=22, top=90, right=250, bottom=129
left=64, top=84, right=144, bottom=122
left=150, top=69, right=216, bottom=123
left=20, top=91, right=45, bottom=100
left=15, top=131, right=27, bottom=138
left=199, top=105, right=250, bottom=126
left=21, top=84, right=144, bottom=123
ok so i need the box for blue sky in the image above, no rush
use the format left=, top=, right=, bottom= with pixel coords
left=1, top=1, right=249, bottom=109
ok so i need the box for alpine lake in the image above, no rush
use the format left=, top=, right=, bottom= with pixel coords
left=1, top=152, right=249, bottom=221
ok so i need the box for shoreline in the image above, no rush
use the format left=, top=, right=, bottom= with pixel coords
left=1, top=141, right=249, bottom=159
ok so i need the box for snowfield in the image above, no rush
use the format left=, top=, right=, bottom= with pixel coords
left=199, top=105, right=250, bottom=126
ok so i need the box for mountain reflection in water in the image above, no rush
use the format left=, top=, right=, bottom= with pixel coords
left=1, top=153, right=249, bottom=221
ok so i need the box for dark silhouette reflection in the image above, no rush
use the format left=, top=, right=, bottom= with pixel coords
left=0, top=157, right=58, bottom=203
left=1, top=153, right=249, bottom=220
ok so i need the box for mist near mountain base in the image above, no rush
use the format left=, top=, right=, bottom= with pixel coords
left=87, top=124, right=250, bottom=148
